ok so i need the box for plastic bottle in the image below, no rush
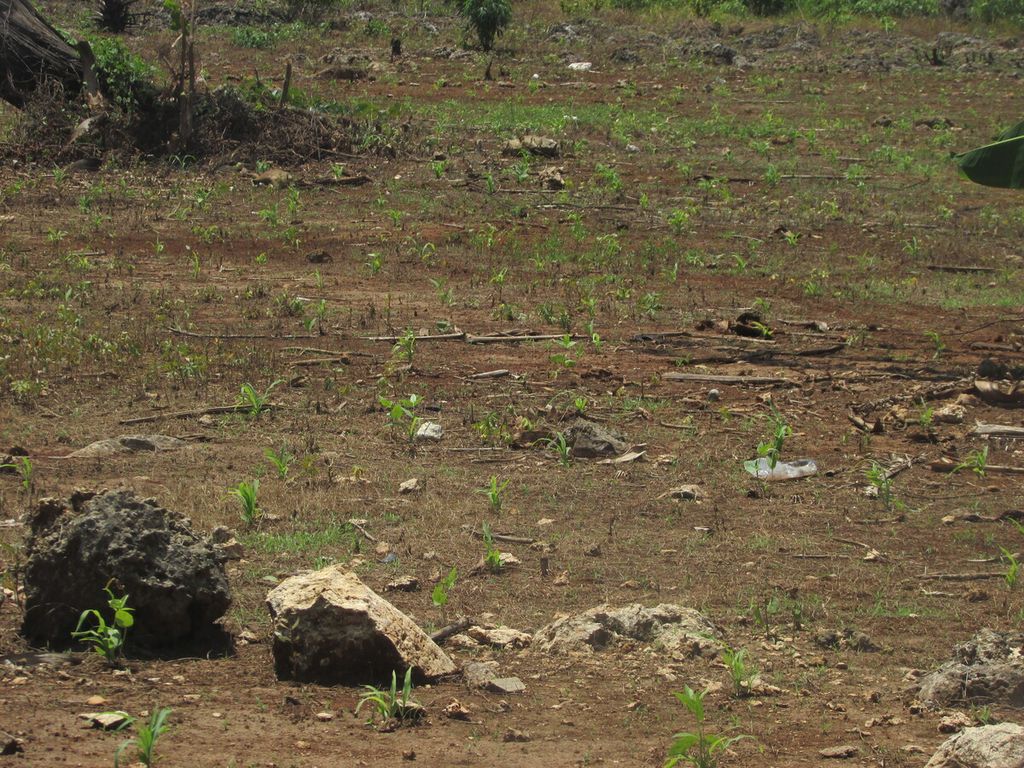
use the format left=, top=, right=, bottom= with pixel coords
left=744, top=458, right=818, bottom=481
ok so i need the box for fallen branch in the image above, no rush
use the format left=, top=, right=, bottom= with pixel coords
left=917, top=572, right=1006, bottom=581
left=430, top=617, right=472, bottom=645
left=360, top=331, right=466, bottom=342
left=119, top=403, right=280, bottom=425
left=168, top=325, right=318, bottom=340
left=467, top=333, right=587, bottom=344
left=464, top=526, right=534, bottom=545
left=972, top=423, right=1024, bottom=438
left=662, top=372, right=796, bottom=386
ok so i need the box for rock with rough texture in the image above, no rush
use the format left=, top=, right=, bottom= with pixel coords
left=503, top=135, right=559, bottom=158
left=925, top=724, right=1024, bottom=768
left=564, top=419, right=630, bottom=458
left=66, top=434, right=185, bottom=458
left=916, top=630, right=1024, bottom=707
left=266, top=566, right=456, bottom=684
left=22, top=491, right=231, bottom=650
left=467, top=625, right=532, bottom=649
left=534, top=603, right=720, bottom=658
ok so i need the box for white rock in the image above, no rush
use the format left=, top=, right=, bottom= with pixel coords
left=266, top=566, right=456, bottom=683
left=925, top=723, right=1024, bottom=768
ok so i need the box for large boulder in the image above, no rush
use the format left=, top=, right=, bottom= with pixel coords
left=22, top=491, right=231, bottom=651
left=534, top=603, right=720, bottom=658
left=925, top=723, right=1024, bottom=768
left=915, top=630, right=1024, bottom=708
left=266, top=566, right=456, bottom=684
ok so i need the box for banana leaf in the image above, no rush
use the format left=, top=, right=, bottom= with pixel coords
left=956, top=120, right=1024, bottom=189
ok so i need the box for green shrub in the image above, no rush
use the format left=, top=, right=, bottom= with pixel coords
left=87, top=36, right=156, bottom=111
left=970, top=0, right=1024, bottom=21
left=451, top=0, right=512, bottom=51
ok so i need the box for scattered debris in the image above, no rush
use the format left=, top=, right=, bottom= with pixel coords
left=265, top=566, right=456, bottom=684
left=384, top=576, right=420, bottom=593
left=442, top=698, right=471, bottom=720
left=819, top=745, right=859, bottom=759
left=660, top=485, right=703, bottom=501
left=563, top=418, right=630, bottom=458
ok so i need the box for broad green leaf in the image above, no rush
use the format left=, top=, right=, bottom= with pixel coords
left=956, top=121, right=1024, bottom=189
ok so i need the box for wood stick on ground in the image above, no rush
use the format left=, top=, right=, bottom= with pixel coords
left=662, top=372, right=797, bottom=386
left=168, top=326, right=318, bottom=340
left=430, top=617, right=472, bottom=645
left=119, top=403, right=280, bottom=425
left=917, top=572, right=1006, bottom=581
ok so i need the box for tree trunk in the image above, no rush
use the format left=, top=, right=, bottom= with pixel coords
left=0, top=0, right=82, bottom=108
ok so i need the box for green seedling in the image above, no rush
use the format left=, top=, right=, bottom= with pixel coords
left=114, top=707, right=172, bottom=768
left=378, top=394, right=422, bottom=440
left=482, top=521, right=502, bottom=572
left=356, top=668, right=422, bottom=726
left=1001, top=547, right=1020, bottom=589
left=665, top=685, right=749, bottom=768
left=477, top=475, right=510, bottom=513
left=265, top=447, right=294, bottom=479
left=545, top=431, right=572, bottom=466
left=744, top=406, right=791, bottom=476
left=721, top=645, right=757, bottom=698
left=71, top=581, right=134, bottom=664
left=229, top=479, right=261, bottom=527
left=924, top=330, right=946, bottom=359
left=365, top=252, right=384, bottom=274
left=1, top=456, right=33, bottom=492
left=866, top=461, right=903, bottom=512
left=749, top=593, right=780, bottom=640
left=392, top=329, right=416, bottom=364
left=236, top=380, right=282, bottom=418
left=431, top=566, right=458, bottom=607
left=954, top=446, right=989, bottom=478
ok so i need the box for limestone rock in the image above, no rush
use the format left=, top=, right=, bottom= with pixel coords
left=925, top=723, right=1024, bottom=768
left=916, top=630, right=1024, bottom=707
left=534, top=603, right=720, bottom=658
left=22, top=491, right=231, bottom=650
left=66, top=434, right=185, bottom=458
left=466, top=625, right=532, bottom=649
left=563, top=418, right=630, bottom=459
left=266, top=566, right=456, bottom=684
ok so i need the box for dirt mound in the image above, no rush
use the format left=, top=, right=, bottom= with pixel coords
left=22, top=490, right=231, bottom=652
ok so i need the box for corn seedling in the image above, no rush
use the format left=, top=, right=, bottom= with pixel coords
left=665, top=685, right=749, bottom=768
left=1001, top=547, right=1020, bottom=589
left=355, top=668, right=422, bottom=726
left=229, top=479, right=261, bottom=527
left=236, top=380, right=281, bottom=417
left=954, top=446, right=989, bottom=478
left=392, top=329, right=416, bottom=364
left=477, top=475, right=510, bottom=513
left=114, top=707, right=172, bottom=768
left=924, top=330, right=946, bottom=358
left=482, top=521, right=502, bottom=572
left=753, top=409, right=790, bottom=475
left=1, top=456, right=33, bottom=493
left=749, top=593, right=780, bottom=640
left=365, top=252, right=384, bottom=274
left=865, top=461, right=903, bottom=511
left=71, top=581, right=134, bottom=664
left=431, top=566, right=458, bottom=607
left=721, top=645, right=758, bottom=698
left=545, top=431, right=572, bottom=466
left=265, top=447, right=294, bottom=479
